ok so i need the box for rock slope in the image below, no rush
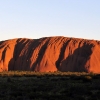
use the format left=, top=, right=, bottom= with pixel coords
left=0, top=36, right=100, bottom=73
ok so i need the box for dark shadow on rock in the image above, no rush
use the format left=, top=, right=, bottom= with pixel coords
left=30, top=38, right=50, bottom=71
left=56, top=43, right=94, bottom=72
left=8, top=38, right=50, bottom=71
left=56, top=39, right=71, bottom=69
left=8, top=38, right=31, bottom=71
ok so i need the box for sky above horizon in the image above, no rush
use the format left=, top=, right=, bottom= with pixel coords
left=0, top=0, right=100, bottom=41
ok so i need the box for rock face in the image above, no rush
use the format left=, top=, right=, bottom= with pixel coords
left=0, top=36, right=100, bottom=73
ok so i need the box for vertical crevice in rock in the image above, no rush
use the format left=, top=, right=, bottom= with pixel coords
left=8, top=38, right=30, bottom=70
left=31, top=39, right=50, bottom=71
left=56, top=39, right=71, bottom=70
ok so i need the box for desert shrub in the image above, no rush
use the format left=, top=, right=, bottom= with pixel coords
left=70, top=75, right=82, bottom=80
left=92, top=74, right=100, bottom=79
left=82, top=75, right=92, bottom=82
left=89, top=72, right=95, bottom=75
left=7, top=77, right=12, bottom=82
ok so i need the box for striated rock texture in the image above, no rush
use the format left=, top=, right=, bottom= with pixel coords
left=0, top=36, right=100, bottom=73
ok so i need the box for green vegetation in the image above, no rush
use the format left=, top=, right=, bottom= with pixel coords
left=0, top=71, right=100, bottom=100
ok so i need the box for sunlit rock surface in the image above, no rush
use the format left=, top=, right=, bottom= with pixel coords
left=0, top=36, right=100, bottom=73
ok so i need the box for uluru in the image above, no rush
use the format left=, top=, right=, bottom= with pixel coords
left=0, top=36, right=100, bottom=73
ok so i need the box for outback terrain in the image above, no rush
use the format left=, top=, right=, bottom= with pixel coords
left=0, top=36, right=100, bottom=100
left=0, top=71, right=100, bottom=100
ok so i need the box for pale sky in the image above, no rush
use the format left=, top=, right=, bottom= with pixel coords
left=0, top=0, right=100, bottom=41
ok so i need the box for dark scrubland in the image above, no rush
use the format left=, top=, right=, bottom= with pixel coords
left=0, top=71, right=100, bottom=100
